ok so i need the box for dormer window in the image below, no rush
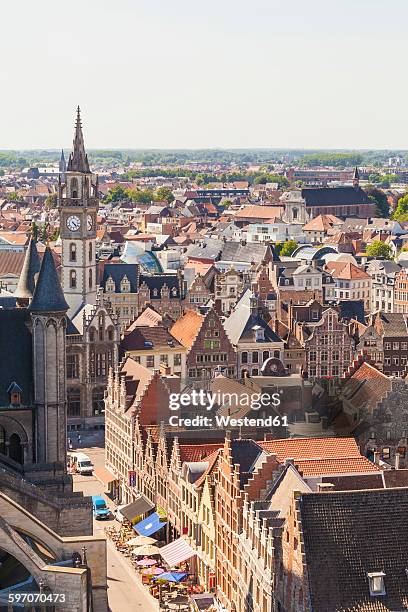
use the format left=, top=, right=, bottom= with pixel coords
left=7, top=382, right=22, bottom=406
left=106, top=277, right=115, bottom=293
left=120, top=275, right=130, bottom=293
left=153, top=288, right=158, bottom=297
left=253, top=325, right=264, bottom=341
left=172, top=287, right=177, bottom=296
left=368, top=572, right=386, bottom=597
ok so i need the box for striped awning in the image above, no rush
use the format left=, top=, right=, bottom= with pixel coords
left=159, top=537, right=196, bottom=566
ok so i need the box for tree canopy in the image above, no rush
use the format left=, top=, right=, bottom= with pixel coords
left=276, top=240, right=298, bottom=257
left=392, top=193, right=408, bottom=222
left=366, top=187, right=389, bottom=218
left=155, top=187, right=174, bottom=204
left=365, top=241, right=392, bottom=259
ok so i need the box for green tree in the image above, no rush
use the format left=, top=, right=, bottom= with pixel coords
left=128, top=188, right=154, bottom=204
left=7, top=192, right=20, bottom=201
left=105, top=185, right=129, bottom=203
left=365, top=241, right=392, bottom=259
left=392, top=193, right=408, bottom=221
left=366, top=188, right=389, bottom=218
left=45, top=193, right=57, bottom=208
left=155, top=187, right=174, bottom=204
left=279, top=240, right=298, bottom=256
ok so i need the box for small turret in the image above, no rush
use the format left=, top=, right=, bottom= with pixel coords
left=14, top=238, right=41, bottom=307
left=353, top=166, right=360, bottom=188
left=30, top=247, right=68, bottom=313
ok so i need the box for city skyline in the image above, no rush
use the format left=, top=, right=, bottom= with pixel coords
left=2, top=0, right=408, bottom=149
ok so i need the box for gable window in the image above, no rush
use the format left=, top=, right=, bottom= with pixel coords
left=368, top=572, right=386, bottom=597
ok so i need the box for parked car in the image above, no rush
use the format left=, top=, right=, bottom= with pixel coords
left=92, top=495, right=111, bottom=520
left=68, top=452, right=94, bottom=475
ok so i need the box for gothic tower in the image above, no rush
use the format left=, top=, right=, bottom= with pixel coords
left=30, top=247, right=69, bottom=466
left=58, top=107, right=98, bottom=315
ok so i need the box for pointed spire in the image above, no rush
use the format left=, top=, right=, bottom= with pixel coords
left=67, top=106, right=90, bottom=173
left=353, top=166, right=360, bottom=188
left=14, top=238, right=41, bottom=306
left=30, top=247, right=69, bottom=313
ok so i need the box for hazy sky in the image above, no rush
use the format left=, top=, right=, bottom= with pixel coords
left=1, top=0, right=407, bottom=149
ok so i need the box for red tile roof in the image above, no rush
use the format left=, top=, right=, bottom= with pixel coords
left=179, top=443, right=223, bottom=463
left=258, top=437, right=361, bottom=462
left=295, top=457, right=380, bottom=476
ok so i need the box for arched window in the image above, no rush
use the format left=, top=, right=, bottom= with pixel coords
left=89, top=268, right=92, bottom=289
left=89, top=242, right=92, bottom=263
left=0, top=426, right=6, bottom=455
left=293, top=207, right=298, bottom=220
left=9, top=433, right=23, bottom=464
left=71, top=177, right=78, bottom=199
left=69, top=243, right=76, bottom=262
left=98, top=314, right=105, bottom=340
left=89, top=327, right=95, bottom=342
left=70, top=270, right=77, bottom=289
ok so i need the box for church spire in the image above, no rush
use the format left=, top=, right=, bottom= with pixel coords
left=67, top=106, right=90, bottom=173
left=353, top=166, right=360, bottom=188
left=30, top=247, right=69, bottom=313
left=14, top=237, right=41, bottom=306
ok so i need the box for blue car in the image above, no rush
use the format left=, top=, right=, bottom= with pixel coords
left=92, top=495, right=111, bottom=520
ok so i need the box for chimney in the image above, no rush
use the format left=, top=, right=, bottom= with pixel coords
left=317, top=482, right=335, bottom=492
left=395, top=453, right=401, bottom=470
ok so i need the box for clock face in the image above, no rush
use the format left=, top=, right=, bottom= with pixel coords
left=67, top=215, right=81, bottom=231
left=87, top=215, right=93, bottom=231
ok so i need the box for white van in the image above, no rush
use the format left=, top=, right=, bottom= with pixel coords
left=69, top=452, right=94, bottom=476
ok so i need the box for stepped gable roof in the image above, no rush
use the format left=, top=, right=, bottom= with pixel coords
left=300, top=487, right=408, bottom=611
left=29, top=247, right=68, bottom=313
left=0, top=309, right=33, bottom=406
left=301, top=186, right=371, bottom=207
left=101, top=262, right=139, bottom=292
left=14, top=239, right=41, bottom=300
left=170, top=310, right=204, bottom=349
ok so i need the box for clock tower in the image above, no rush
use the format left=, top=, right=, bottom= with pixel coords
left=59, top=107, right=98, bottom=315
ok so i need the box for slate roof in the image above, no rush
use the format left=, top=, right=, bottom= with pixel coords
left=230, top=439, right=265, bottom=487
left=300, top=488, right=408, bottom=611
left=121, top=325, right=183, bottom=353
left=30, top=247, right=68, bottom=313
left=0, top=309, right=33, bottom=406
left=186, top=239, right=223, bottom=261
left=14, top=238, right=41, bottom=300
left=220, top=242, right=279, bottom=263
left=101, top=262, right=139, bottom=293
left=301, top=186, right=372, bottom=207
left=338, top=300, right=366, bottom=324
left=139, top=273, right=183, bottom=299
left=223, top=290, right=281, bottom=346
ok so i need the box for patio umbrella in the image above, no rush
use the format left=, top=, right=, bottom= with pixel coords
left=153, top=572, right=188, bottom=583
left=126, top=536, right=157, bottom=547
left=131, top=544, right=160, bottom=556
left=136, top=557, right=157, bottom=567
left=142, top=566, right=164, bottom=576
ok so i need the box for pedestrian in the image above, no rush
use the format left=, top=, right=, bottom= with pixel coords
left=78, top=434, right=81, bottom=446
left=68, top=438, right=73, bottom=450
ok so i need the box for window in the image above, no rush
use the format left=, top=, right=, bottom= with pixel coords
left=384, top=342, right=391, bottom=350
left=368, top=572, right=386, bottom=597
left=95, top=353, right=107, bottom=377
left=92, top=388, right=105, bottom=416
left=252, top=351, right=259, bottom=363
left=89, top=268, right=92, bottom=289
left=309, top=351, right=317, bottom=362
left=69, top=270, right=77, bottom=289
left=71, top=177, right=78, bottom=198
left=174, top=353, right=182, bottom=366
left=263, top=350, right=269, bottom=362
left=393, top=342, right=400, bottom=350
left=67, top=388, right=81, bottom=417
left=160, top=354, right=168, bottom=366
left=67, top=354, right=79, bottom=379
left=241, top=352, right=248, bottom=364
left=70, top=243, right=76, bottom=262
left=89, top=242, right=93, bottom=262
left=146, top=355, right=154, bottom=368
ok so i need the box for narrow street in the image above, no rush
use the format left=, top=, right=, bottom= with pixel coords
left=72, top=447, right=159, bottom=611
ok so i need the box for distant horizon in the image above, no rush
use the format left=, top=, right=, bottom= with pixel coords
left=1, top=147, right=408, bottom=154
